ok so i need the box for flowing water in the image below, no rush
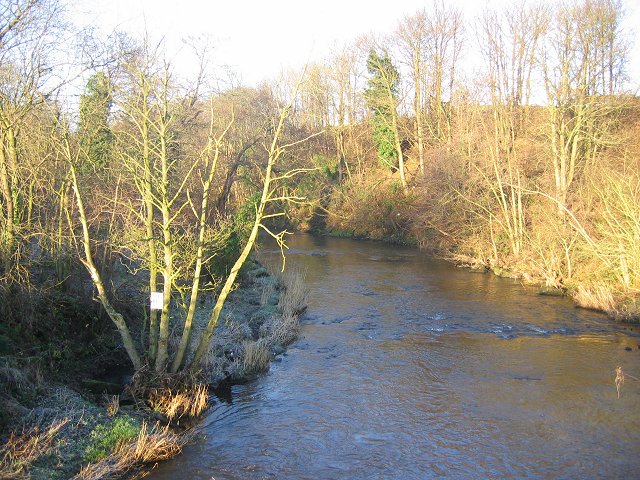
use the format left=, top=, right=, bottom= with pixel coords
left=149, top=234, right=640, bottom=479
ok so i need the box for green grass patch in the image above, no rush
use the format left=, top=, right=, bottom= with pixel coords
left=84, top=416, right=140, bottom=463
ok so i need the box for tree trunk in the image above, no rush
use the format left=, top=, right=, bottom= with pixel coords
left=70, top=163, right=142, bottom=370
left=0, top=136, right=14, bottom=272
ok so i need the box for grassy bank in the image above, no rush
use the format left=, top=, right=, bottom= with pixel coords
left=0, top=260, right=307, bottom=479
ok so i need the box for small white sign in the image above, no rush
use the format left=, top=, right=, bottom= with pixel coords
left=150, top=292, right=163, bottom=310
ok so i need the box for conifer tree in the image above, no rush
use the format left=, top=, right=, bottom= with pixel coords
left=78, top=71, right=113, bottom=172
left=364, top=48, right=407, bottom=191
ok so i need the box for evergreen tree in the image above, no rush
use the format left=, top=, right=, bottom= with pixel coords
left=365, top=49, right=399, bottom=170
left=364, top=48, right=407, bottom=190
left=78, top=71, right=113, bottom=171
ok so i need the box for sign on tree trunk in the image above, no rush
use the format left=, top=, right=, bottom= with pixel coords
left=150, top=292, right=163, bottom=310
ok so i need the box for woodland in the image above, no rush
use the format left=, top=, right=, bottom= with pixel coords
left=0, top=0, right=639, bottom=476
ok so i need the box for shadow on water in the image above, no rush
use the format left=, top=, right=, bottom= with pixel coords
left=148, top=234, right=640, bottom=480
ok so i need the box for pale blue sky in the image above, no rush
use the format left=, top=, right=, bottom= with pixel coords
left=74, top=0, right=640, bottom=90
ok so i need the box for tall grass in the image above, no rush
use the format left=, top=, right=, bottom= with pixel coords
left=277, top=266, right=308, bottom=318
left=572, top=284, right=617, bottom=313
left=260, top=281, right=276, bottom=306
left=241, top=339, right=271, bottom=375
left=0, top=418, right=68, bottom=479
left=146, top=384, right=208, bottom=422
left=262, top=314, right=300, bottom=347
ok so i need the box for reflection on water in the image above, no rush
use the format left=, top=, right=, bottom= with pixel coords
left=148, top=234, right=640, bottom=479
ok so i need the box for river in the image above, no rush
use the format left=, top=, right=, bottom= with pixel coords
left=148, top=234, right=640, bottom=479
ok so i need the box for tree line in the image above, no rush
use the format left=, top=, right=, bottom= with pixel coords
left=0, top=0, right=315, bottom=373
left=282, top=0, right=638, bottom=318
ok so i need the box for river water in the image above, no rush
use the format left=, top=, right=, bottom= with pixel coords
left=149, top=234, right=640, bottom=479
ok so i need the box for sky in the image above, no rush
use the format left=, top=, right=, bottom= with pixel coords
left=74, top=0, right=640, bottom=90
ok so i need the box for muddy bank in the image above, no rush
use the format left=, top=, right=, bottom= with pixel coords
left=0, top=259, right=305, bottom=479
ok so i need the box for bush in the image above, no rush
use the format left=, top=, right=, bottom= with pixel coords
left=326, top=174, right=415, bottom=242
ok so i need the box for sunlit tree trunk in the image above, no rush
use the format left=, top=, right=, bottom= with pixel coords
left=170, top=102, right=234, bottom=373
left=63, top=126, right=143, bottom=370
left=189, top=82, right=313, bottom=370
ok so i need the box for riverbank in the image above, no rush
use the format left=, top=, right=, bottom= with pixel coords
left=312, top=177, right=640, bottom=323
left=141, top=233, right=640, bottom=480
left=0, top=259, right=306, bottom=479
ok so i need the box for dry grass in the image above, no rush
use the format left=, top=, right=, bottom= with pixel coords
left=263, top=314, right=300, bottom=347
left=277, top=266, right=308, bottom=318
left=74, top=421, right=190, bottom=480
left=202, top=352, right=227, bottom=382
left=573, top=285, right=640, bottom=322
left=0, top=418, right=68, bottom=479
left=146, top=384, right=208, bottom=422
left=260, top=281, right=276, bottom=306
left=572, top=284, right=617, bottom=313
left=242, top=339, right=271, bottom=375
left=105, top=395, right=119, bottom=417
left=614, top=301, right=640, bottom=322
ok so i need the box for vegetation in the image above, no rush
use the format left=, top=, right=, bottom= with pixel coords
left=0, top=1, right=311, bottom=476
left=0, top=419, right=68, bottom=478
left=0, top=0, right=638, bottom=476
left=74, top=421, right=189, bottom=480
left=278, top=0, right=639, bottom=320
left=84, top=417, right=140, bottom=463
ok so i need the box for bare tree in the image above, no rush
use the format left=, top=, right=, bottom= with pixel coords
left=190, top=78, right=317, bottom=370
left=0, top=0, right=64, bottom=271
left=327, top=44, right=363, bottom=181
left=424, top=1, right=463, bottom=144
left=478, top=2, right=547, bottom=257
left=542, top=0, right=628, bottom=212
left=396, top=10, right=428, bottom=176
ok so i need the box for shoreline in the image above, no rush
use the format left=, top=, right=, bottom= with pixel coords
left=311, top=228, right=639, bottom=323
left=0, top=258, right=306, bottom=479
